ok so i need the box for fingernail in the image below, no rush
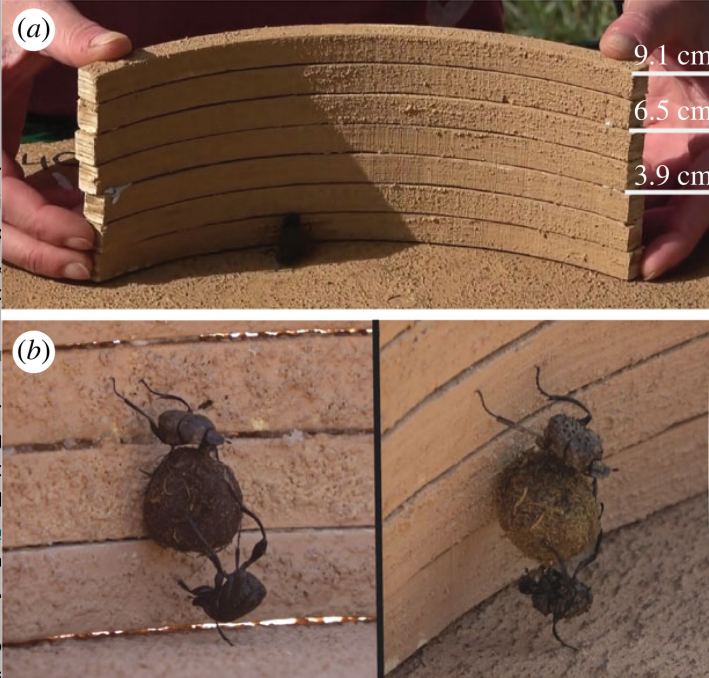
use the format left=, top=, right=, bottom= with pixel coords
left=64, top=237, right=94, bottom=251
left=90, top=31, right=129, bottom=48
left=643, top=269, right=660, bottom=281
left=63, top=263, right=91, bottom=280
left=605, top=32, right=639, bottom=58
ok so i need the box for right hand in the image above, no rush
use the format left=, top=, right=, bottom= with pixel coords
left=2, top=0, right=131, bottom=279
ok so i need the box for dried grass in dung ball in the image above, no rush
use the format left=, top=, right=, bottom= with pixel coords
left=144, top=446, right=242, bottom=553
left=495, top=449, right=601, bottom=565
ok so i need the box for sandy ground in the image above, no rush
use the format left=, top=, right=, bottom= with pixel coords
left=7, top=140, right=709, bottom=309
left=389, top=493, right=709, bottom=678
left=4, top=621, right=377, bottom=678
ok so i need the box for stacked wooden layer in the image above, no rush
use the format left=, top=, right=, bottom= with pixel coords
left=3, top=322, right=375, bottom=675
left=76, top=25, right=645, bottom=281
left=381, top=321, right=709, bottom=672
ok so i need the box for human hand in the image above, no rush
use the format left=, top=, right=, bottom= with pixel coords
left=2, top=0, right=131, bottom=279
left=601, top=0, right=709, bottom=280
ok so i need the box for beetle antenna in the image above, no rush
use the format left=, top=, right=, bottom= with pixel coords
left=110, top=378, right=163, bottom=441
left=475, top=390, right=544, bottom=444
left=535, top=366, right=593, bottom=425
left=139, top=379, right=193, bottom=412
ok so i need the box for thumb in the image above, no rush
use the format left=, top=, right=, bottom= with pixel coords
left=39, top=0, right=131, bottom=67
left=600, top=0, right=689, bottom=61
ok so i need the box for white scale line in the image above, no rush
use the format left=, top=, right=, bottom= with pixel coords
left=632, top=71, right=709, bottom=76
left=630, top=128, right=709, bottom=133
left=626, top=190, right=709, bottom=195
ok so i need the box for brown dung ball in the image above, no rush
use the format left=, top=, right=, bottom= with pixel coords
left=495, top=449, right=601, bottom=565
left=144, top=446, right=243, bottom=553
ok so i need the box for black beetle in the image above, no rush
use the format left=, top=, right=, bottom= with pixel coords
left=179, top=505, right=268, bottom=646
left=275, top=213, right=312, bottom=267
left=476, top=366, right=612, bottom=492
left=519, top=525, right=603, bottom=650
left=111, top=378, right=225, bottom=455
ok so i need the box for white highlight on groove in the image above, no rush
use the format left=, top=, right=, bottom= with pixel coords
left=43, top=616, right=374, bottom=643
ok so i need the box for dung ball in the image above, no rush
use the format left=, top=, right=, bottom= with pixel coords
left=144, top=446, right=243, bottom=553
left=495, top=449, right=601, bottom=565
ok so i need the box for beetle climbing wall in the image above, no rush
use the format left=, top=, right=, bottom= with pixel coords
left=381, top=321, right=709, bottom=673
left=75, top=25, right=645, bottom=281
left=2, top=321, right=376, bottom=678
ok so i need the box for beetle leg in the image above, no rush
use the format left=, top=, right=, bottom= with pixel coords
left=552, top=614, right=578, bottom=651
left=475, top=390, right=544, bottom=446
left=111, top=378, right=164, bottom=442
left=540, top=539, right=570, bottom=577
left=139, top=379, right=193, bottom=412
left=185, top=517, right=227, bottom=576
left=240, top=505, right=268, bottom=570
left=535, top=366, right=593, bottom=426
left=573, top=528, right=603, bottom=579
left=216, top=622, right=235, bottom=647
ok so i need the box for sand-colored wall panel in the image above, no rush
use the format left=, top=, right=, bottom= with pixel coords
left=4, top=528, right=375, bottom=643
left=76, top=125, right=636, bottom=192
left=4, top=334, right=373, bottom=446
left=78, top=26, right=641, bottom=103
left=78, top=61, right=635, bottom=133
left=383, top=322, right=709, bottom=517
left=84, top=155, right=638, bottom=227
left=381, top=321, right=540, bottom=431
left=5, top=623, right=378, bottom=678
left=93, top=211, right=642, bottom=280
left=2, top=321, right=370, bottom=350
left=84, top=94, right=637, bottom=166
left=4, top=434, right=374, bottom=548
left=75, top=26, right=642, bottom=281
left=91, top=210, right=640, bottom=282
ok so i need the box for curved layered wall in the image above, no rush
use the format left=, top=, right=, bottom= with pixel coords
left=75, top=25, right=646, bottom=281
left=381, top=321, right=709, bottom=672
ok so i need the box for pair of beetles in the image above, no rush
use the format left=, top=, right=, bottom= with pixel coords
left=112, top=378, right=267, bottom=646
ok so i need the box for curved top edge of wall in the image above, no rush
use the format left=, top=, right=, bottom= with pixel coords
left=78, top=24, right=644, bottom=104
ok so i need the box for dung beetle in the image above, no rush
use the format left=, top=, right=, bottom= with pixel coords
left=178, top=506, right=268, bottom=646
left=476, top=366, right=612, bottom=493
left=275, top=213, right=312, bottom=267
left=519, top=525, right=603, bottom=650
left=111, top=378, right=225, bottom=455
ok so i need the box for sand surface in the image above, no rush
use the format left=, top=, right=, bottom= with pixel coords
left=389, top=493, right=709, bottom=678
left=7, top=139, right=709, bottom=309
